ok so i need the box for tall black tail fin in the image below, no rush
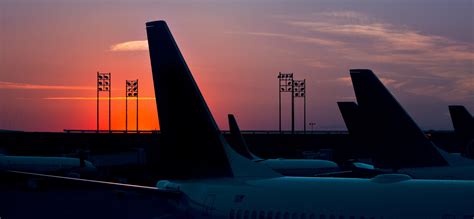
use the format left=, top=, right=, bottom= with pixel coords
left=350, top=69, right=448, bottom=169
left=147, top=21, right=233, bottom=179
left=228, top=114, right=260, bottom=160
left=337, top=102, right=373, bottom=158
left=146, top=21, right=278, bottom=179
left=449, top=105, right=474, bottom=139
left=337, top=102, right=362, bottom=135
left=449, top=105, right=474, bottom=158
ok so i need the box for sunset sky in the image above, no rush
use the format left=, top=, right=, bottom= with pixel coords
left=0, top=0, right=472, bottom=132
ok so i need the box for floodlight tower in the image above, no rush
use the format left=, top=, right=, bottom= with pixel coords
left=278, top=72, right=294, bottom=133
left=97, top=72, right=111, bottom=133
left=125, top=79, right=139, bottom=133
left=293, top=79, right=306, bottom=133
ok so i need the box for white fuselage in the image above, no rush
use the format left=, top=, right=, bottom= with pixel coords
left=0, top=155, right=96, bottom=176
left=259, top=159, right=340, bottom=176
left=167, top=176, right=474, bottom=219
left=397, top=165, right=474, bottom=180
left=383, top=149, right=474, bottom=180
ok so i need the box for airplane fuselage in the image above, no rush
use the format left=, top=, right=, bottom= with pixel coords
left=398, top=165, right=474, bottom=180
left=164, top=175, right=474, bottom=219
left=0, top=155, right=96, bottom=176
left=259, top=159, right=341, bottom=176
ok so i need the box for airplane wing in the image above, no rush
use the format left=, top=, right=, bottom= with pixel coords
left=2, top=170, right=181, bottom=199
left=313, top=164, right=386, bottom=178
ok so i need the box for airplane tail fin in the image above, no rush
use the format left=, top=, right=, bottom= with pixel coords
left=337, top=102, right=373, bottom=158
left=228, top=114, right=261, bottom=161
left=349, top=69, right=448, bottom=169
left=337, top=102, right=362, bottom=136
left=449, top=105, right=474, bottom=158
left=449, top=105, right=474, bottom=139
left=146, top=21, right=278, bottom=179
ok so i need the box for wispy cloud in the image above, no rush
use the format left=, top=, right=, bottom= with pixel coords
left=253, top=11, right=474, bottom=101
left=0, top=81, right=95, bottom=90
left=315, top=11, right=371, bottom=23
left=110, top=40, right=148, bottom=51
left=43, top=97, right=155, bottom=100
left=336, top=76, right=352, bottom=86
left=303, top=59, right=332, bottom=69
left=336, top=76, right=399, bottom=88
left=232, top=32, right=343, bottom=47
left=286, top=21, right=474, bottom=64
left=406, top=77, right=474, bottom=101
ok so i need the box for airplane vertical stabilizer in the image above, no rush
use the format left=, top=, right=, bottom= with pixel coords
left=228, top=114, right=262, bottom=161
left=449, top=105, right=474, bottom=139
left=449, top=105, right=474, bottom=158
left=146, top=21, right=279, bottom=179
left=349, top=69, right=448, bottom=169
left=337, top=102, right=362, bottom=137
left=337, top=101, right=374, bottom=158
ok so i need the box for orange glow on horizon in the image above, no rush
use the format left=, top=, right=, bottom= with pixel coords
left=1, top=1, right=473, bottom=132
left=71, top=95, right=159, bottom=132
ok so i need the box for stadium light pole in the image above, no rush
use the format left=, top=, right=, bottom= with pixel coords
left=278, top=72, right=294, bottom=134
left=126, top=79, right=139, bottom=133
left=109, top=73, right=111, bottom=133
left=135, top=80, right=139, bottom=133
left=293, top=79, right=306, bottom=133
left=97, top=72, right=111, bottom=133
left=125, top=80, right=130, bottom=133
